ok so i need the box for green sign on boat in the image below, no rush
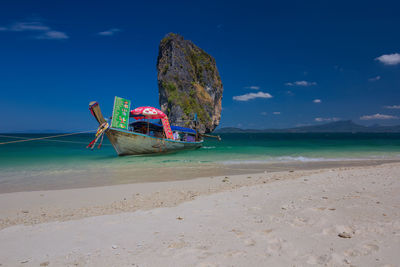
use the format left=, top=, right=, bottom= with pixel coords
left=111, top=96, right=131, bottom=130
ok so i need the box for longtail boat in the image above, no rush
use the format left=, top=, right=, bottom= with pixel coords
left=88, top=98, right=204, bottom=156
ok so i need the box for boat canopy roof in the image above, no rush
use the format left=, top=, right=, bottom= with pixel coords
left=130, top=121, right=196, bottom=134
left=170, top=125, right=196, bottom=134
left=130, top=106, right=166, bottom=120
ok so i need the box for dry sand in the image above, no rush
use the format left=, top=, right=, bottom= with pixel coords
left=0, top=162, right=399, bottom=266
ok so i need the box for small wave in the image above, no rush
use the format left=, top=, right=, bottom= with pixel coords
left=221, top=154, right=400, bottom=165
left=220, top=156, right=378, bottom=165
left=276, top=156, right=327, bottom=162
left=202, top=146, right=216, bottom=149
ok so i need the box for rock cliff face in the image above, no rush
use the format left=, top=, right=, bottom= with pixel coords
left=157, top=33, right=223, bottom=133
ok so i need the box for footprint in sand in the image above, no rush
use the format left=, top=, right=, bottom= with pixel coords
left=244, top=238, right=256, bottom=246
left=225, top=250, right=246, bottom=257
left=167, top=240, right=188, bottom=249
left=306, top=254, right=330, bottom=265
left=196, top=245, right=210, bottom=250
left=262, top=229, right=273, bottom=235
left=196, top=251, right=214, bottom=260
left=306, top=255, right=318, bottom=264
left=344, top=248, right=361, bottom=257
left=361, top=243, right=379, bottom=255
left=322, top=227, right=336, bottom=235
left=230, top=229, right=256, bottom=246
left=289, top=216, right=309, bottom=227
left=266, top=237, right=283, bottom=253
left=230, top=229, right=244, bottom=237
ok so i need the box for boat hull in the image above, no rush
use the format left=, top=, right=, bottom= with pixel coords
left=106, top=128, right=203, bottom=156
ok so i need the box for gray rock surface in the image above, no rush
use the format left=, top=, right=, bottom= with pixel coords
left=157, top=33, right=223, bottom=133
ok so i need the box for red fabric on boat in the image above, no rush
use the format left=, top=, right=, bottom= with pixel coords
left=130, top=106, right=174, bottom=139
left=130, top=106, right=166, bottom=120
left=161, top=116, right=174, bottom=139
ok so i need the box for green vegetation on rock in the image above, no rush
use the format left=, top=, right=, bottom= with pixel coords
left=157, top=33, right=223, bottom=133
left=186, top=49, right=215, bottom=87
left=162, top=81, right=210, bottom=125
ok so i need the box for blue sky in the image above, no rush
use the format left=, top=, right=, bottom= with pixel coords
left=0, top=0, right=399, bottom=132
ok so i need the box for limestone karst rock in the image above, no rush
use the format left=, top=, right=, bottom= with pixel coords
left=157, top=33, right=223, bottom=133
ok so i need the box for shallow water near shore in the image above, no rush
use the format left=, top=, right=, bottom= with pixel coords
left=1, top=132, right=400, bottom=192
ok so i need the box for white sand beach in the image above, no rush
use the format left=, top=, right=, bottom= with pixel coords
left=0, top=162, right=399, bottom=266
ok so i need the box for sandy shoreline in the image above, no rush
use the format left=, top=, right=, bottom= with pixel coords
left=1, top=160, right=397, bottom=229
left=0, top=162, right=399, bottom=266
left=1, top=159, right=399, bottom=194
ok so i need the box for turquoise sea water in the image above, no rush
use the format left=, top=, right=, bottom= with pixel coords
left=1, top=133, right=400, bottom=170
left=1, top=133, right=400, bottom=192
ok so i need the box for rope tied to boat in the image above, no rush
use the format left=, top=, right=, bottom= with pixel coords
left=87, top=122, right=110, bottom=150
left=0, top=130, right=96, bottom=145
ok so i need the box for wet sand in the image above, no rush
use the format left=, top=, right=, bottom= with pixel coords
left=1, top=159, right=398, bottom=193
left=0, top=161, right=399, bottom=266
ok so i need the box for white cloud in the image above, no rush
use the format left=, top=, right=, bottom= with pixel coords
left=315, top=117, right=340, bottom=122
left=313, top=99, right=321, bottom=103
left=375, top=53, right=400, bottom=66
left=360, top=113, right=398, bottom=120
left=233, top=92, right=273, bottom=101
left=0, top=19, right=68, bottom=40
left=285, top=81, right=317, bottom=87
left=384, top=105, right=400, bottom=109
left=36, top=30, right=69, bottom=40
left=261, top=112, right=267, bottom=116
left=98, top=28, right=122, bottom=36
left=244, top=86, right=260, bottom=90
left=9, top=22, right=50, bottom=32
left=368, top=75, right=381, bottom=82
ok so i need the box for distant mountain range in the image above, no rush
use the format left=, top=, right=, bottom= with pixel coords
left=215, top=120, right=400, bottom=133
